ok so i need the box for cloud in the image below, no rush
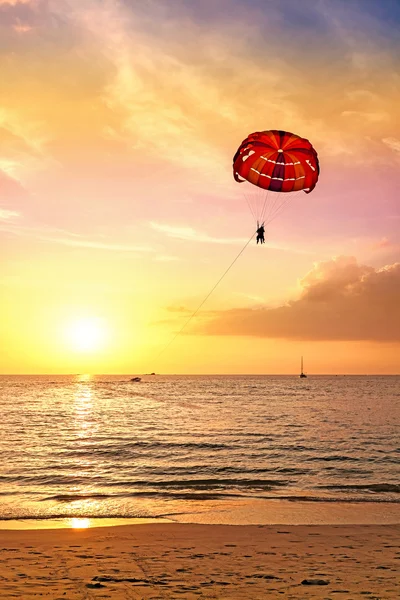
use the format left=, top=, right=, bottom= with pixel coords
left=195, top=256, right=400, bottom=341
left=68, top=1, right=232, bottom=183
left=235, top=292, right=266, bottom=305
left=13, top=20, right=32, bottom=32
left=341, top=110, right=389, bottom=123
left=0, top=168, right=30, bottom=209
left=0, top=215, right=155, bottom=253
left=0, top=208, right=19, bottom=220
left=382, top=137, right=400, bottom=154
left=155, top=255, right=180, bottom=262
left=1, top=0, right=399, bottom=194
left=0, top=1, right=31, bottom=4
left=150, top=221, right=247, bottom=245
left=64, top=0, right=394, bottom=188
left=38, top=235, right=155, bottom=253
left=0, top=159, right=21, bottom=177
left=0, top=109, right=54, bottom=181
left=371, top=237, right=392, bottom=250
left=166, top=305, right=192, bottom=314
left=0, top=0, right=398, bottom=240
left=150, top=221, right=311, bottom=254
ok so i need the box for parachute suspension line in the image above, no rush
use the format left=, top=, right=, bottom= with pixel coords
left=266, top=190, right=302, bottom=225
left=244, top=191, right=257, bottom=223
left=259, top=189, right=270, bottom=226
left=152, top=230, right=257, bottom=364
left=270, top=198, right=291, bottom=222
left=262, top=191, right=280, bottom=225
left=242, top=189, right=301, bottom=230
left=265, top=196, right=290, bottom=225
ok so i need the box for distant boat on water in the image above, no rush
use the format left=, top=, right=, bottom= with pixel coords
left=299, top=356, right=307, bottom=378
left=130, top=377, right=141, bottom=382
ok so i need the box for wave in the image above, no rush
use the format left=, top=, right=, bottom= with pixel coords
left=322, top=467, right=373, bottom=475
left=41, top=492, right=130, bottom=502
left=267, top=495, right=400, bottom=503
left=59, top=440, right=233, bottom=458
left=104, top=477, right=291, bottom=488
left=4, top=474, right=292, bottom=488
left=318, top=483, right=400, bottom=494
left=36, top=486, right=400, bottom=504
left=306, top=455, right=361, bottom=462
left=3, top=474, right=97, bottom=485
left=42, top=491, right=243, bottom=502
left=0, top=512, right=167, bottom=521
left=1, top=493, right=399, bottom=524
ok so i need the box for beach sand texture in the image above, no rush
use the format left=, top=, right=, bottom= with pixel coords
left=1, top=523, right=399, bottom=599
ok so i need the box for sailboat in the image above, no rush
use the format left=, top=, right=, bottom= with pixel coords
left=299, top=356, right=307, bottom=378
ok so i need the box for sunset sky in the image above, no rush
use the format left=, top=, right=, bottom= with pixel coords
left=1, top=0, right=399, bottom=374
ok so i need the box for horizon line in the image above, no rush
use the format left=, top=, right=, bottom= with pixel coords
left=0, top=373, right=399, bottom=377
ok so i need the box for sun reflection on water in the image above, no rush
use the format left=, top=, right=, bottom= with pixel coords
left=76, top=374, right=92, bottom=382
left=70, top=517, right=91, bottom=529
left=69, top=376, right=99, bottom=514
left=74, top=376, right=94, bottom=435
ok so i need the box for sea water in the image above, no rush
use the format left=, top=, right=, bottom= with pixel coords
left=1, top=375, right=399, bottom=528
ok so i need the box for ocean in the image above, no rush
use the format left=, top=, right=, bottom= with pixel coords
left=1, top=375, right=399, bottom=528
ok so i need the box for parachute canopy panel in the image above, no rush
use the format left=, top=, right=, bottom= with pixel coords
left=233, top=130, right=320, bottom=194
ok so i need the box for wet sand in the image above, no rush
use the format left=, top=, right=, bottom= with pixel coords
left=0, top=523, right=399, bottom=599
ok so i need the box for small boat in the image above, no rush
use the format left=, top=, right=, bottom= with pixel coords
left=299, top=356, right=307, bottom=378
left=130, top=377, right=141, bottom=382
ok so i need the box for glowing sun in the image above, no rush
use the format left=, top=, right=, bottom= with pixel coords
left=65, top=317, right=107, bottom=352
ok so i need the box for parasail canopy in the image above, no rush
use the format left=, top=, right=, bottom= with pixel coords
left=233, top=129, right=319, bottom=194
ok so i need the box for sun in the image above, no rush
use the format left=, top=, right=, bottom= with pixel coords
left=65, top=317, right=107, bottom=353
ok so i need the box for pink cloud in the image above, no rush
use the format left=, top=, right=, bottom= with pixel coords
left=13, top=20, right=32, bottom=32
left=371, top=237, right=393, bottom=250
left=195, top=257, right=400, bottom=342
left=0, top=169, right=28, bottom=204
left=0, top=0, right=31, bottom=4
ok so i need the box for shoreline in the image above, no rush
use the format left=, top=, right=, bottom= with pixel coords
left=1, top=523, right=399, bottom=598
left=2, top=498, right=399, bottom=530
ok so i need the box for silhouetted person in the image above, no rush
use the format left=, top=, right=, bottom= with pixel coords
left=256, top=224, right=265, bottom=244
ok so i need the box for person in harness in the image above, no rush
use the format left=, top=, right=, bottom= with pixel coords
left=256, top=222, right=265, bottom=244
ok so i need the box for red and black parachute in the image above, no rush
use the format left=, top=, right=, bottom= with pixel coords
left=233, top=129, right=319, bottom=225
left=233, top=129, right=319, bottom=193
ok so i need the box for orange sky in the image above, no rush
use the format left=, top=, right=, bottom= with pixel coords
left=1, top=0, right=399, bottom=374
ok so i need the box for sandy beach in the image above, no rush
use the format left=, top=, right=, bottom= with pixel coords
left=1, top=523, right=399, bottom=599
